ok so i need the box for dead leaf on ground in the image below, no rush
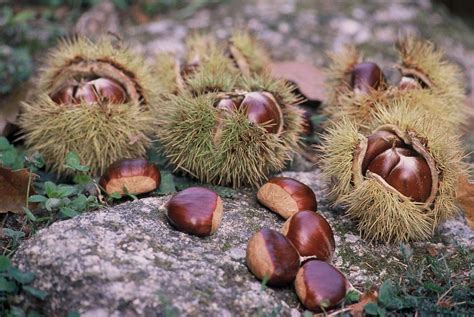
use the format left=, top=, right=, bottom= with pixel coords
left=0, top=86, right=26, bottom=137
left=270, top=61, right=326, bottom=103
left=426, top=245, right=439, bottom=257
left=346, top=290, right=378, bottom=317
left=456, top=174, right=474, bottom=229
left=0, top=167, right=38, bottom=214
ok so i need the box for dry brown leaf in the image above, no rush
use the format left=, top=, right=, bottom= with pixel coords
left=0, top=86, right=25, bottom=137
left=0, top=167, right=37, bottom=214
left=270, top=61, right=326, bottom=102
left=426, top=245, right=439, bottom=257
left=456, top=174, right=474, bottom=229
left=345, top=290, right=378, bottom=317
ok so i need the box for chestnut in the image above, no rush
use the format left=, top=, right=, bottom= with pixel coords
left=216, top=92, right=284, bottom=134
left=294, top=260, right=349, bottom=312
left=350, top=62, right=384, bottom=94
left=282, top=210, right=335, bottom=261
left=99, top=158, right=160, bottom=196
left=166, top=187, right=223, bottom=237
left=246, top=228, right=300, bottom=286
left=257, top=177, right=317, bottom=219
left=361, top=130, right=432, bottom=202
left=50, top=77, right=127, bottom=105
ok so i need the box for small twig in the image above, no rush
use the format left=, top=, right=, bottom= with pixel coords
left=327, top=307, right=352, bottom=316
left=437, top=284, right=456, bottom=304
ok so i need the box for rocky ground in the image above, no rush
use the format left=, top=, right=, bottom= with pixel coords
left=10, top=0, right=474, bottom=316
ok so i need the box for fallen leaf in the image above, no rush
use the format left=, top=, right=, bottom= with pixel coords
left=426, top=245, right=439, bottom=257
left=0, top=86, right=25, bottom=137
left=0, top=167, right=38, bottom=214
left=270, top=61, right=326, bottom=103
left=456, top=174, right=474, bottom=229
left=346, top=290, right=378, bottom=317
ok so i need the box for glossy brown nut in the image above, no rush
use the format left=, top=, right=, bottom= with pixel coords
left=246, top=228, right=300, bottom=286
left=350, top=62, right=384, bottom=94
left=240, top=92, right=283, bottom=134
left=295, top=260, right=348, bottom=312
left=99, top=158, right=160, bottom=196
left=257, top=177, right=317, bottom=219
left=50, top=77, right=127, bottom=105
left=282, top=210, right=335, bottom=261
left=364, top=131, right=432, bottom=202
left=361, top=130, right=404, bottom=174
left=166, top=187, right=223, bottom=237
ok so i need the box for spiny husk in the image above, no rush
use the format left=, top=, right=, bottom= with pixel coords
left=157, top=88, right=297, bottom=187
left=38, top=36, right=158, bottom=112
left=184, top=34, right=239, bottom=94
left=320, top=101, right=463, bottom=242
left=156, top=76, right=303, bottom=187
left=323, top=45, right=361, bottom=119
left=228, top=31, right=271, bottom=75
left=153, top=52, right=183, bottom=95
left=396, top=37, right=465, bottom=105
left=20, top=36, right=157, bottom=176
left=20, top=96, right=153, bottom=176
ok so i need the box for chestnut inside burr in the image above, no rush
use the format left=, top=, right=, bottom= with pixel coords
left=215, top=92, right=284, bottom=134
left=361, top=130, right=432, bottom=203
left=50, top=77, right=127, bottom=105
left=350, top=62, right=384, bottom=94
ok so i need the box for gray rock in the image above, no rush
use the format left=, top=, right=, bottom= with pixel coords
left=13, top=170, right=472, bottom=315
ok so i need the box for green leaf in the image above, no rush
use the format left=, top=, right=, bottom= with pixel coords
left=59, top=207, right=80, bottom=219
left=2, top=228, right=25, bottom=240
left=73, top=173, right=92, bottom=185
left=155, top=172, right=176, bottom=195
left=44, top=182, right=57, bottom=198
left=0, top=256, right=11, bottom=271
left=423, top=282, right=444, bottom=293
left=8, top=306, right=25, bottom=317
left=67, top=312, right=81, bottom=317
left=210, top=185, right=235, bottom=198
left=378, top=280, right=396, bottom=305
left=108, top=192, right=122, bottom=200
left=45, top=198, right=61, bottom=211
left=345, top=289, right=360, bottom=302
left=9, top=267, right=35, bottom=284
left=56, top=185, right=77, bottom=198
left=27, top=310, right=43, bottom=317
left=12, top=10, right=34, bottom=23
left=0, top=276, right=17, bottom=293
left=64, top=151, right=89, bottom=172
left=23, top=285, right=48, bottom=300
left=0, top=137, right=11, bottom=150
left=22, top=207, right=37, bottom=222
left=69, top=195, right=88, bottom=211
left=28, top=195, right=48, bottom=203
left=364, top=302, right=381, bottom=316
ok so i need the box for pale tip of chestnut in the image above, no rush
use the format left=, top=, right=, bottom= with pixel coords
left=246, top=228, right=300, bottom=286
left=257, top=177, right=317, bottom=219
left=295, top=260, right=349, bottom=312
left=281, top=210, right=335, bottom=261
left=99, top=158, right=160, bottom=196
left=166, top=187, right=223, bottom=237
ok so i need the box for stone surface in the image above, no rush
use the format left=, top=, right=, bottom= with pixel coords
left=12, top=170, right=472, bottom=315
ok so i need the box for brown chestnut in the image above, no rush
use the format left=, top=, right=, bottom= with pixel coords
left=50, top=77, right=127, bottom=105
left=295, top=260, right=349, bottom=312
left=166, top=187, right=223, bottom=237
left=350, top=62, right=384, bottom=94
left=217, top=92, right=284, bottom=134
left=246, top=228, right=300, bottom=286
left=99, top=158, right=160, bottom=195
left=282, top=210, right=335, bottom=261
left=362, top=130, right=432, bottom=202
left=257, top=177, right=317, bottom=219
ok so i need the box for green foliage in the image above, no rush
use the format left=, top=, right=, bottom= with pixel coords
left=363, top=244, right=473, bottom=316
left=0, top=256, right=46, bottom=316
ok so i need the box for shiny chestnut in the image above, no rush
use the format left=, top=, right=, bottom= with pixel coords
left=166, top=187, right=223, bottom=237
left=99, top=158, right=160, bottom=196
left=282, top=210, right=335, bottom=261
left=50, top=77, right=127, bottom=105
left=361, top=130, right=432, bottom=202
left=217, top=92, right=284, bottom=134
left=295, top=260, right=349, bottom=312
left=246, top=228, right=300, bottom=286
left=257, top=177, right=317, bottom=219
left=350, top=62, right=384, bottom=94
